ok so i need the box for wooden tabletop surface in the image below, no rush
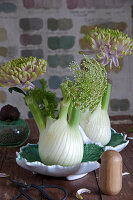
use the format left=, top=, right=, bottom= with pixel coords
left=0, top=118, right=133, bottom=200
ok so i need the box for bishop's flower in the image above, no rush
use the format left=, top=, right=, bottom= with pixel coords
left=84, top=27, right=133, bottom=68
left=0, top=56, right=47, bottom=90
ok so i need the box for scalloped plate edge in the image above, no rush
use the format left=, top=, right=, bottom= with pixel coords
left=16, top=143, right=100, bottom=175
left=16, top=128, right=129, bottom=180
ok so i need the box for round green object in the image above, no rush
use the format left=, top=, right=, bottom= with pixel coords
left=0, top=119, right=30, bottom=148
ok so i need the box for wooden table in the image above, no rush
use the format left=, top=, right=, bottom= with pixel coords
left=0, top=118, right=133, bottom=200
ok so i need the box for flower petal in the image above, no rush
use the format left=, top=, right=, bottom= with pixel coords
left=112, top=56, right=119, bottom=67
left=0, top=173, right=9, bottom=178
left=76, top=188, right=91, bottom=199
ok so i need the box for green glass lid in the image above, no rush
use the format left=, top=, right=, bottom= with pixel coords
left=0, top=119, right=30, bottom=148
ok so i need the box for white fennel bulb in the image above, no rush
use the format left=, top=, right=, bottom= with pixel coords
left=39, top=117, right=83, bottom=166
left=81, top=84, right=112, bottom=146
left=80, top=109, right=91, bottom=131
left=84, top=104, right=111, bottom=145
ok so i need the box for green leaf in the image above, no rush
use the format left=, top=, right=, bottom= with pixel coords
left=19, top=144, right=41, bottom=162
left=28, top=79, right=58, bottom=119
left=18, top=129, right=128, bottom=164
left=19, top=144, right=104, bottom=163
left=81, top=144, right=104, bottom=162
left=8, top=87, right=26, bottom=96
left=106, top=129, right=127, bottom=147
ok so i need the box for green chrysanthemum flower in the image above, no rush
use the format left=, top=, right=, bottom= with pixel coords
left=0, top=57, right=47, bottom=90
left=83, top=27, right=133, bottom=68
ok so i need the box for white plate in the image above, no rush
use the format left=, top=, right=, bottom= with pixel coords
left=16, top=127, right=129, bottom=180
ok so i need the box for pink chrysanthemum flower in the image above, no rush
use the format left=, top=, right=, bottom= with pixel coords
left=0, top=56, right=47, bottom=90
left=83, top=27, right=133, bottom=68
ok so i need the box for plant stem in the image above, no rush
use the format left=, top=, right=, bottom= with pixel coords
left=59, top=101, right=70, bottom=120
left=43, top=97, right=49, bottom=109
left=101, top=83, right=112, bottom=111
left=69, top=107, right=80, bottom=129
left=25, top=95, right=46, bottom=134
left=68, top=102, right=73, bottom=120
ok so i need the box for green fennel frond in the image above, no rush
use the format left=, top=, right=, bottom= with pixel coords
left=61, top=56, right=107, bottom=112
left=27, top=79, right=58, bottom=119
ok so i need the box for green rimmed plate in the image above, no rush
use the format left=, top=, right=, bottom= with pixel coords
left=16, top=128, right=128, bottom=180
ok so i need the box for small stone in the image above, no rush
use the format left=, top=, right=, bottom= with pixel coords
left=33, top=79, right=42, bottom=88
left=0, top=2, right=17, bottom=13
left=20, top=34, right=30, bottom=46
left=60, top=36, right=75, bottom=49
left=0, top=90, right=7, bottom=103
left=52, top=0, right=62, bottom=9
left=48, top=37, right=59, bottom=50
left=132, top=6, right=133, bottom=18
left=31, top=35, right=42, bottom=45
left=21, top=49, right=43, bottom=58
left=47, top=18, right=58, bottom=31
left=80, top=22, right=127, bottom=35
left=79, top=38, right=88, bottom=50
left=80, top=25, right=90, bottom=34
left=120, top=99, right=129, bottom=111
left=35, top=0, right=51, bottom=9
left=0, top=47, right=8, bottom=57
left=48, top=55, right=59, bottom=68
left=23, top=0, right=34, bottom=8
left=67, top=0, right=78, bottom=9
left=67, top=0, right=126, bottom=9
left=20, top=18, right=43, bottom=31
left=98, top=22, right=127, bottom=32
left=49, top=76, right=63, bottom=89
left=58, top=18, right=73, bottom=30
left=23, top=0, right=62, bottom=9
left=20, top=34, right=42, bottom=46
left=110, top=99, right=120, bottom=111
left=59, top=54, right=74, bottom=68
left=8, top=47, right=18, bottom=59
left=0, top=28, right=7, bottom=42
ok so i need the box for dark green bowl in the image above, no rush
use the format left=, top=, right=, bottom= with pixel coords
left=0, top=119, right=30, bottom=148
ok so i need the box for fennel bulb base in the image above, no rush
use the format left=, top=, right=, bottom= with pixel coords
left=85, top=127, right=111, bottom=146
left=38, top=118, right=83, bottom=167
left=84, top=109, right=111, bottom=146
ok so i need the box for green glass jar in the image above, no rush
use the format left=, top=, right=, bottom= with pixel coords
left=0, top=119, right=30, bottom=148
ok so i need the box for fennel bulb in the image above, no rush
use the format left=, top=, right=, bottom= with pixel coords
left=84, top=104, right=111, bottom=145
left=39, top=117, right=83, bottom=166
left=38, top=101, right=83, bottom=166
left=82, top=84, right=111, bottom=146
left=80, top=109, right=91, bottom=131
